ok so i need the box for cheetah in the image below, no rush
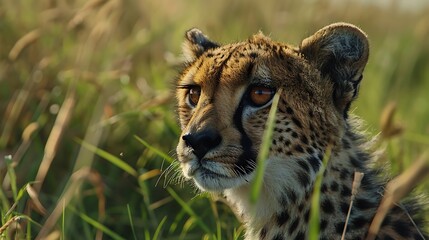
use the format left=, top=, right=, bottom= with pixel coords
left=174, top=22, right=427, bottom=239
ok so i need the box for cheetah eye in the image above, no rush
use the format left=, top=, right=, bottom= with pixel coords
left=248, top=85, right=276, bottom=107
left=187, top=86, right=201, bottom=107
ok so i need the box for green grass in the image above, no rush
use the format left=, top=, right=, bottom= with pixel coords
left=1, top=0, right=429, bottom=239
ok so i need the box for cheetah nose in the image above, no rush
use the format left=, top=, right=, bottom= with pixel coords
left=182, top=129, right=222, bottom=160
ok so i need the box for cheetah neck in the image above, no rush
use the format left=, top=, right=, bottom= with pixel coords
left=223, top=133, right=380, bottom=239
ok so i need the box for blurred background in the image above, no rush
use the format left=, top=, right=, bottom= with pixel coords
left=1, top=0, right=428, bottom=239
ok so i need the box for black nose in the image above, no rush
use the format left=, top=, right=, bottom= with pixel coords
left=182, top=129, right=222, bottom=160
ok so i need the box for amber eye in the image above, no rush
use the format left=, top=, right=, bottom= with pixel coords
left=249, top=85, right=275, bottom=107
left=187, top=86, right=201, bottom=107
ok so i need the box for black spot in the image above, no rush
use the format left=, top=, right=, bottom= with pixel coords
left=360, top=171, right=379, bottom=191
left=279, top=136, right=284, bottom=142
left=295, top=145, right=305, bottom=153
left=287, top=189, right=297, bottom=204
left=260, top=227, right=267, bottom=239
left=284, top=140, right=291, bottom=146
left=276, top=210, right=290, bottom=226
left=331, top=166, right=341, bottom=172
left=304, top=190, right=311, bottom=200
left=381, top=215, right=391, bottom=226
left=354, top=198, right=377, bottom=211
left=321, top=184, right=328, bottom=193
left=300, top=135, right=309, bottom=145
left=296, top=171, right=310, bottom=188
left=298, top=203, right=305, bottom=212
left=330, top=182, right=339, bottom=192
left=307, top=156, right=321, bottom=172
left=286, top=107, right=294, bottom=114
left=295, top=231, right=305, bottom=239
left=304, top=209, right=310, bottom=223
left=342, top=138, right=351, bottom=149
left=341, top=186, right=351, bottom=197
left=306, top=147, right=314, bottom=154
left=340, top=171, right=349, bottom=180
left=392, top=219, right=412, bottom=238
left=249, top=52, right=258, bottom=58
left=349, top=156, right=361, bottom=168
left=292, top=117, right=302, bottom=128
left=288, top=218, right=299, bottom=235
left=272, top=233, right=284, bottom=240
left=291, top=131, right=298, bottom=138
left=340, top=202, right=350, bottom=214
left=355, top=152, right=370, bottom=167
left=383, top=235, right=395, bottom=240
left=298, top=161, right=310, bottom=172
left=321, top=198, right=335, bottom=214
left=206, top=52, right=214, bottom=57
left=335, top=221, right=345, bottom=234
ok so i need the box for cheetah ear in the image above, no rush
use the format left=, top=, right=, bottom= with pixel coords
left=182, top=28, right=219, bottom=62
left=300, top=23, right=369, bottom=117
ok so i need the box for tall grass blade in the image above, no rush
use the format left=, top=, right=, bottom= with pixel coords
left=250, top=89, right=282, bottom=203
left=308, top=147, right=331, bottom=240
left=127, top=204, right=138, bottom=240
left=134, top=135, right=174, bottom=163
left=76, top=139, right=138, bottom=177
left=62, top=200, right=65, bottom=240
left=70, top=207, right=126, bottom=240
left=153, top=216, right=168, bottom=240
left=167, top=187, right=212, bottom=233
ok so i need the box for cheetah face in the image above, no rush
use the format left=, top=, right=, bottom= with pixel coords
left=176, top=56, right=278, bottom=191
left=176, top=24, right=369, bottom=192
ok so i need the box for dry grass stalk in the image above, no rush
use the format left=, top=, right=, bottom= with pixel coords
left=366, top=153, right=429, bottom=240
left=8, top=29, right=41, bottom=61
left=26, top=184, right=47, bottom=215
left=0, top=70, right=41, bottom=149
left=380, top=102, right=403, bottom=139
left=0, top=216, right=20, bottom=235
left=34, top=92, right=75, bottom=193
left=68, top=0, right=107, bottom=30
left=341, top=172, right=364, bottom=240
left=35, top=167, right=91, bottom=240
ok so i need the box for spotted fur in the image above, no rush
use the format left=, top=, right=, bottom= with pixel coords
left=175, top=23, right=427, bottom=239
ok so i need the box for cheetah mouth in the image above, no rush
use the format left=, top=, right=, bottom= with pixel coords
left=182, top=157, right=255, bottom=192
left=186, top=160, right=229, bottom=178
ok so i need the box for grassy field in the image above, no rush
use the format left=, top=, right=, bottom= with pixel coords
left=1, top=0, right=429, bottom=239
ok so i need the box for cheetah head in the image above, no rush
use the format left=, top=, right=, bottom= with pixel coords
left=175, top=23, right=369, bottom=192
